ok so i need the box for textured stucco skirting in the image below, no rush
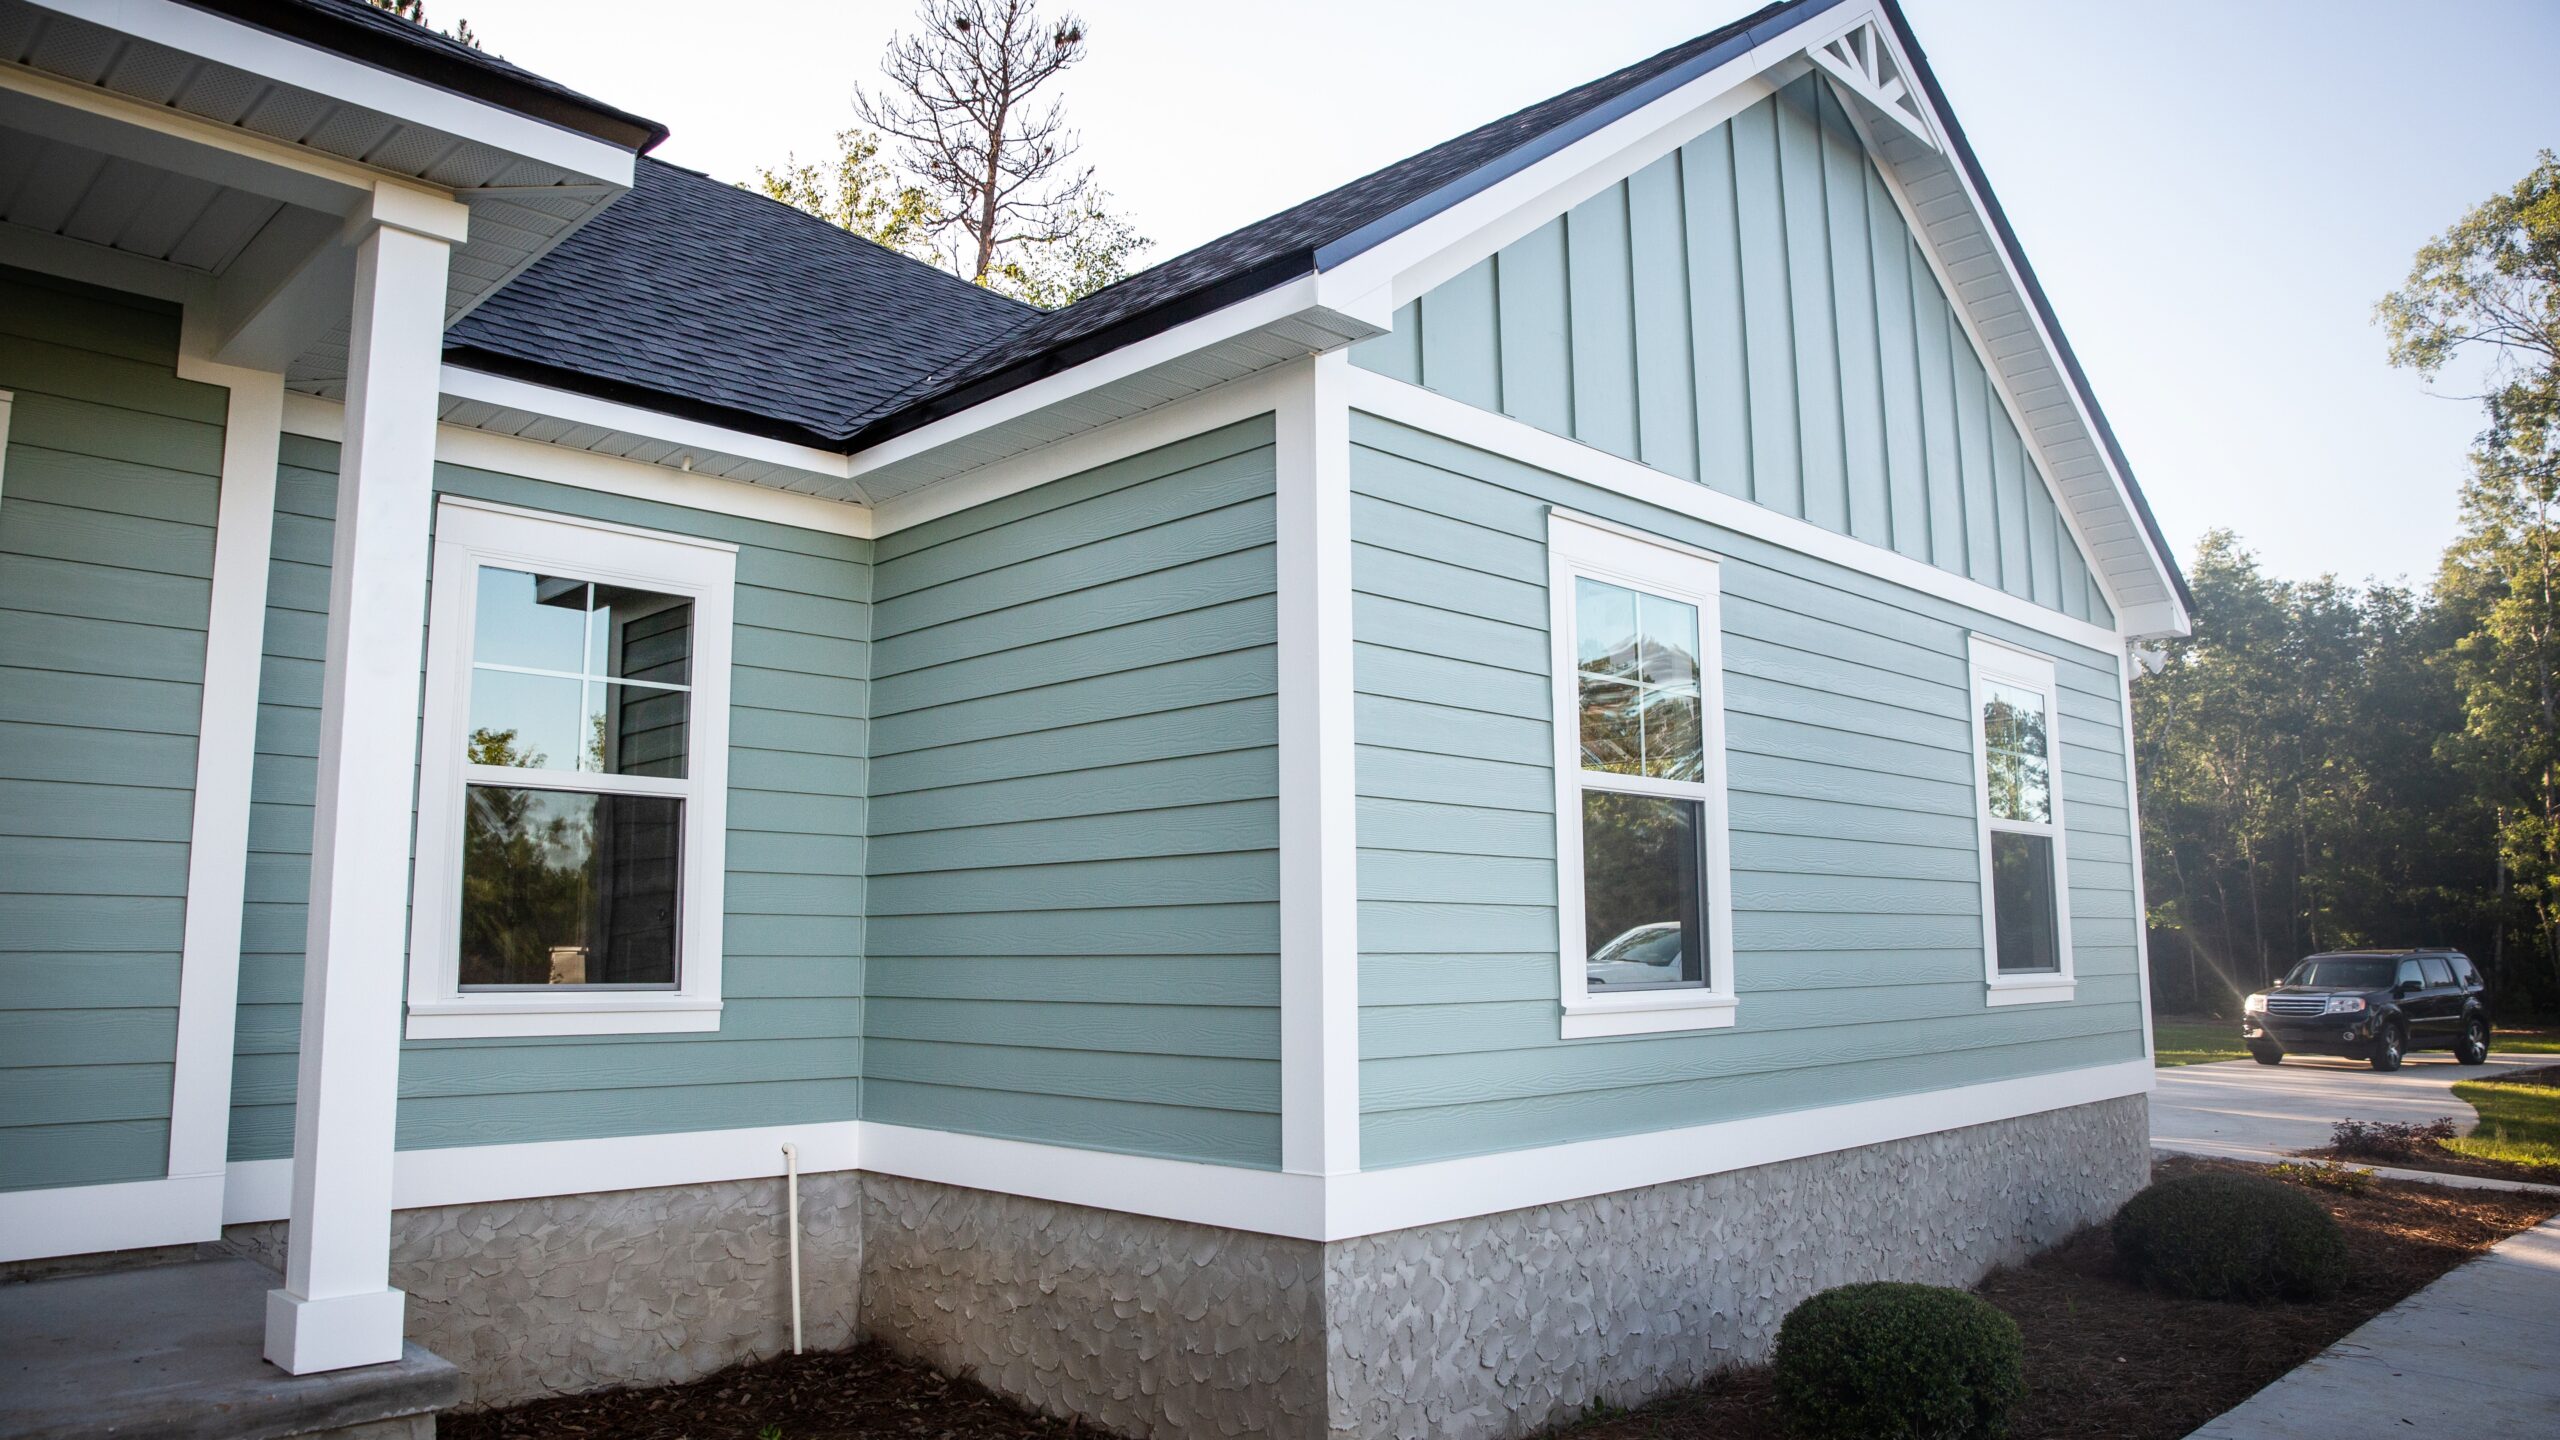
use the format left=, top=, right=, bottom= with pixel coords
left=1321, top=1092, right=2151, bottom=1440
left=859, top=1174, right=1329, bottom=1439
left=222, top=1172, right=861, bottom=1408
left=859, top=1094, right=2148, bottom=1440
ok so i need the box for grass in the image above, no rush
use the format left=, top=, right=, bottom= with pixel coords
left=2153, top=1015, right=2248, bottom=1067
left=2443, top=1066, right=2560, bottom=1175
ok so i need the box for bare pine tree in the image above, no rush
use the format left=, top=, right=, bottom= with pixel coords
left=854, top=0, right=1098, bottom=286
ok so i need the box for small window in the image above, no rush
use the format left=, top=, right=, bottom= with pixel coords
left=2418, top=955, right=2455, bottom=988
left=407, top=499, right=737, bottom=1038
left=2397, top=959, right=2425, bottom=989
left=2452, top=954, right=2481, bottom=987
left=1548, top=511, right=1736, bottom=1039
left=1969, top=636, right=2075, bottom=1005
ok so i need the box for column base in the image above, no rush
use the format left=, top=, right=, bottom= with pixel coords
left=266, top=1284, right=410, bottom=1374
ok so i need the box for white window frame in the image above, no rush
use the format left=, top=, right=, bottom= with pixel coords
left=405, top=496, right=737, bottom=1038
left=1968, top=634, right=2076, bottom=1006
left=1548, top=509, right=1738, bottom=1039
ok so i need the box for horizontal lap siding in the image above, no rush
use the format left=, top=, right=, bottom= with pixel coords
left=866, top=419, right=1281, bottom=1169
left=1352, top=74, right=2111, bottom=628
left=1350, top=414, right=2142, bottom=1168
left=0, top=269, right=223, bottom=1191
left=232, top=436, right=869, bottom=1159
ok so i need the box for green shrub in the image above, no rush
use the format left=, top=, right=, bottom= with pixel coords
left=1771, top=1282, right=2026, bottom=1440
left=2111, top=1171, right=2347, bottom=1301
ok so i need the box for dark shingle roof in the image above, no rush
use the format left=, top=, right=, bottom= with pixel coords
left=185, top=0, right=668, bottom=152
left=447, top=159, right=1036, bottom=447
left=843, top=0, right=1811, bottom=445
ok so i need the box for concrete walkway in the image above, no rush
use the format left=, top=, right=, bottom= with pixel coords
left=2187, top=1215, right=2560, bottom=1438
left=2150, top=1050, right=2545, bottom=1164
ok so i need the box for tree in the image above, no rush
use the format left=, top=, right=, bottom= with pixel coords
left=2383, top=153, right=2560, bottom=1001
left=749, top=129, right=940, bottom=260
left=848, top=0, right=1147, bottom=304
left=364, top=0, right=481, bottom=51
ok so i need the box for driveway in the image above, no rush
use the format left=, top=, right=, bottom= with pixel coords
left=2150, top=1049, right=2546, bottom=1163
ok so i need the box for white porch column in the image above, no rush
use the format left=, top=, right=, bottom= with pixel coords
left=266, top=184, right=467, bottom=1376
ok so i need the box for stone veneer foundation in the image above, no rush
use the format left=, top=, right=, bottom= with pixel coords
left=208, top=1094, right=2146, bottom=1434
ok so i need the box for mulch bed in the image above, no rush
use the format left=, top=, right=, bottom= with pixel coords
left=447, top=1158, right=2556, bottom=1440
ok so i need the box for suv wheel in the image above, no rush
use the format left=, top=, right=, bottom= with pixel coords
left=2371, top=1022, right=2406, bottom=1073
left=2455, top=1016, right=2490, bottom=1066
left=2249, top=1044, right=2284, bottom=1066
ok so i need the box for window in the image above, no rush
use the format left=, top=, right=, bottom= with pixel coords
left=1549, top=511, right=1736, bottom=1038
left=1968, top=636, right=2074, bottom=1005
left=407, top=498, right=737, bottom=1037
left=2418, top=954, right=2454, bottom=988
left=2396, top=959, right=2424, bottom=990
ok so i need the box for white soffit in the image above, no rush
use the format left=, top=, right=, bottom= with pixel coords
left=0, top=0, right=635, bottom=392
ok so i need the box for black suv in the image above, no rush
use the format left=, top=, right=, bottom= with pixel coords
left=2242, top=949, right=2491, bottom=1071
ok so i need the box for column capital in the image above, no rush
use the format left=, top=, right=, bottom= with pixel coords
left=345, top=180, right=470, bottom=248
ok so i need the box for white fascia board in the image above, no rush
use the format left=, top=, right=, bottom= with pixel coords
left=281, top=389, right=875, bottom=539
left=440, top=365, right=858, bottom=488
left=844, top=274, right=1371, bottom=486
left=29, top=0, right=636, bottom=185
left=1849, top=5, right=2189, bottom=637
left=1350, top=368, right=2128, bottom=657
left=195, top=1058, right=2148, bottom=1246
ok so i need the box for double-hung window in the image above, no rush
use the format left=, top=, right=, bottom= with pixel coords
left=406, top=498, right=737, bottom=1038
left=1548, top=511, right=1736, bottom=1039
left=1968, top=635, right=2074, bottom=1005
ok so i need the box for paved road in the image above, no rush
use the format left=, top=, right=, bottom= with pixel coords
left=2186, top=1215, right=2560, bottom=1438
left=2149, top=1049, right=2546, bottom=1163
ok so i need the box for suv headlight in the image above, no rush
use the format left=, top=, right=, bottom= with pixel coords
left=2244, top=993, right=2268, bottom=1013
left=2324, top=996, right=2367, bottom=1015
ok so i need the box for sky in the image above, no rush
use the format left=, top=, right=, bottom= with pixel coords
left=447, top=0, right=2558, bottom=589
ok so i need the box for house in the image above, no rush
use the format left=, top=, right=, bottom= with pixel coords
left=0, top=0, right=2192, bottom=1436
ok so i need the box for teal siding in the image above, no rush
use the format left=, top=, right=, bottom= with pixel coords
left=1350, top=413, right=2143, bottom=1168
left=0, top=268, right=225, bottom=1191
left=864, top=418, right=1281, bottom=1169
left=232, top=435, right=870, bottom=1159
left=1353, top=74, right=2113, bottom=627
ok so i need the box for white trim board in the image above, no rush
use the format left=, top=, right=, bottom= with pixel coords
left=281, top=391, right=876, bottom=539
left=193, top=1061, right=2150, bottom=1247
left=0, top=1174, right=225, bottom=1264
left=1348, top=367, right=2130, bottom=656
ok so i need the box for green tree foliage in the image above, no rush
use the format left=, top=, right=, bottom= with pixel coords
left=749, top=129, right=942, bottom=261
left=2139, top=155, right=2560, bottom=1016
left=364, top=0, right=481, bottom=51
left=759, top=0, right=1148, bottom=307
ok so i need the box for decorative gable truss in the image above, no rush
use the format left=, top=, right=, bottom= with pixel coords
left=1320, top=1, right=2189, bottom=639
left=1807, top=16, right=1936, bottom=151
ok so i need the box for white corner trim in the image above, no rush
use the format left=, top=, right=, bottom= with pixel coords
left=1275, top=353, right=1362, bottom=1177
left=222, top=1122, right=862, bottom=1226
left=33, top=0, right=637, bottom=185
left=2117, top=648, right=2160, bottom=1063
left=280, top=391, right=876, bottom=539
left=183, top=1057, right=2150, bottom=1249
left=0, top=1173, right=226, bottom=1263
left=1546, top=510, right=1739, bottom=1039
left=0, top=387, right=11, bottom=497
left=1351, top=369, right=2126, bottom=657
left=404, top=497, right=736, bottom=1039
left=439, top=366, right=858, bottom=490
left=161, top=361, right=282, bottom=1199
left=869, top=366, right=1298, bottom=535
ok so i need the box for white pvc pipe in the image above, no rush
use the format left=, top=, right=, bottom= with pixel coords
left=779, top=1142, right=803, bottom=1355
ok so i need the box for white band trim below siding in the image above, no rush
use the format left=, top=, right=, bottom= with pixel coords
left=1347, top=368, right=2129, bottom=654
left=0, top=1174, right=226, bottom=1264
left=204, top=1059, right=2153, bottom=1246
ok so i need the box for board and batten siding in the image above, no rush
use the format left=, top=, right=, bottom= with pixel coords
left=1351, top=413, right=2143, bottom=1168
left=1353, top=74, right=2112, bottom=627
left=232, top=434, right=869, bottom=1159
left=864, top=419, right=1282, bottom=1169
left=0, top=268, right=224, bottom=1191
